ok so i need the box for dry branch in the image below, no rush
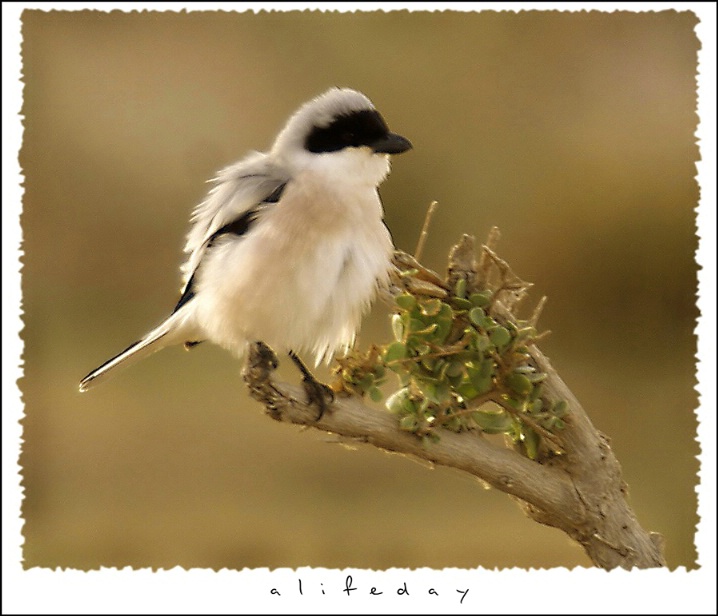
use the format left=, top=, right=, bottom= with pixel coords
left=242, top=234, right=667, bottom=570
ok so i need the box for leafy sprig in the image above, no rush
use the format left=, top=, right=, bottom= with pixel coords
left=333, top=232, right=569, bottom=460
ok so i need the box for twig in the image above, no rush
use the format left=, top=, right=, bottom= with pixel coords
left=414, top=200, right=439, bottom=262
left=529, top=296, right=548, bottom=328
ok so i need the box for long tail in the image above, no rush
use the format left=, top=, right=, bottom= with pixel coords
left=79, top=314, right=187, bottom=392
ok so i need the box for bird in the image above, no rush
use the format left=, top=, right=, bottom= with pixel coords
left=79, top=87, right=412, bottom=414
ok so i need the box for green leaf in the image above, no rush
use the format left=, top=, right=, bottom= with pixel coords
left=456, top=382, right=479, bottom=401
left=358, top=374, right=375, bottom=391
left=408, top=339, right=431, bottom=355
left=479, top=358, right=494, bottom=378
left=399, top=416, right=419, bottom=431
left=529, top=383, right=543, bottom=402
left=530, top=398, right=544, bottom=414
left=431, top=318, right=453, bottom=344
left=452, top=297, right=473, bottom=310
left=446, top=416, right=463, bottom=432
left=505, top=395, right=526, bottom=411
left=404, top=397, right=418, bottom=414
left=469, top=307, right=486, bottom=326
left=417, top=379, right=451, bottom=405
left=505, top=372, right=533, bottom=396
left=434, top=382, right=451, bottom=404
left=437, top=303, right=454, bottom=320
left=421, top=357, right=437, bottom=373
left=480, top=315, right=497, bottom=330
left=489, top=325, right=512, bottom=349
left=553, top=400, right=569, bottom=417
left=467, top=374, right=493, bottom=395
left=523, top=426, right=540, bottom=460
left=467, top=359, right=494, bottom=394
left=432, top=359, right=447, bottom=378
left=395, top=293, right=417, bottom=311
left=445, top=361, right=465, bottom=378
left=419, top=298, right=442, bottom=317
left=447, top=372, right=465, bottom=388
left=414, top=323, right=440, bottom=338
left=526, top=372, right=547, bottom=384
left=384, top=341, right=408, bottom=364
left=469, top=291, right=492, bottom=307
left=408, top=318, right=427, bottom=333
left=472, top=410, right=513, bottom=434
left=474, top=333, right=491, bottom=353
left=473, top=377, right=493, bottom=395
left=385, top=387, right=410, bottom=414
left=369, top=386, right=383, bottom=403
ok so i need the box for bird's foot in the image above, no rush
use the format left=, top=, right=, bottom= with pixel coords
left=301, top=375, right=335, bottom=421
left=288, top=351, right=334, bottom=421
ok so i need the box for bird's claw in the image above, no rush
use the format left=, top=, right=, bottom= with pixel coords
left=301, top=376, right=335, bottom=421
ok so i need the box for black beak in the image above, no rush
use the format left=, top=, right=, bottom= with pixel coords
left=371, top=132, right=413, bottom=155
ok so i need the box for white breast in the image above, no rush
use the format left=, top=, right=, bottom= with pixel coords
left=190, top=167, right=394, bottom=363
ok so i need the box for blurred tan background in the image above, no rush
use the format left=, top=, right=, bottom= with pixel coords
left=19, top=9, right=699, bottom=570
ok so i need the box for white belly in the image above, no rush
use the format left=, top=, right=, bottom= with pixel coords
left=191, top=178, right=394, bottom=363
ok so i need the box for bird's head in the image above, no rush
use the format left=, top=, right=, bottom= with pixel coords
left=271, top=87, right=412, bottom=185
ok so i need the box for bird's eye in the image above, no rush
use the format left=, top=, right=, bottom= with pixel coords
left=342, top=131, right=355, bottom=144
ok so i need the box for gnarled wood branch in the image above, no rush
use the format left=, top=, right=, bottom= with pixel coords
left=242, top=235, right=666, bottom=570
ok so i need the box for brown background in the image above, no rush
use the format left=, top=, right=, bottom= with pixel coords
left=19, top=9, right=699, bottom=570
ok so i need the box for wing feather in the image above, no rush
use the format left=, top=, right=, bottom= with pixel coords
left=180, top=152, right=289, bottom=290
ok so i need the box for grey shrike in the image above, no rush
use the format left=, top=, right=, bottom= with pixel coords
left=79, top=87, right=412, bottom=412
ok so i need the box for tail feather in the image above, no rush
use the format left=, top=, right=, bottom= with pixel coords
left=79, top=317, right=184, bottom=392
